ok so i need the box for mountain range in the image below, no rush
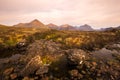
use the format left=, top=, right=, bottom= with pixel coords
left=1, top=19, right=120, bottom=31
left=13, top=19, right=94, bottom=31
left=100, top=26, right=120, bottom=31
left=46, top=23, right=94, bottom=31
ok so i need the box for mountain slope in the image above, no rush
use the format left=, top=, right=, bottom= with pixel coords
left=14, top=19, right=49, bottom=29
left=46, top=23, right=59, bottom=29
left=59, top=24, right=75, bottom=30
left=77, top=24, right=94, bottom=31
left=100, top=26, right=120, bottom=31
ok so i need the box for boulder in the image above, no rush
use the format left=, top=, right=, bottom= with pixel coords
left=10, top=73, right=17, bottom=79
left=3, top=67, right=14, bottom=76
left=20, top=55, right=42, bottom=76
left=36, top=66, right=49, bottom=76
left=27, top=40, right=61, bottom=57
left=65, top=49, right=86, bottom=66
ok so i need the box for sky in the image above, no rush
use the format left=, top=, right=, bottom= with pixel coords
left=0, top=0, right=120, bottom=29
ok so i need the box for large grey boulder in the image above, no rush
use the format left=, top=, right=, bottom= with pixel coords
left=65, top=49, right=86, bottom=66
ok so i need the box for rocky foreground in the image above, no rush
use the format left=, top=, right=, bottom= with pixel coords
left=0, top=40, right=120, bottom=80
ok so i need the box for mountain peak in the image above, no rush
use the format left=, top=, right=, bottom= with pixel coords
left=30, top=19, right=41, bottom=24
left=14, top=19, right=49, bottom=29
left=46, top=23, right=58, bottom=29
left=59, top=24, right=74, bottom=30
left=60, top=24, right=72, bottom=27
left=82, top=24, right=91, bottom=27
left=47, top=23, right=58, bottom=27
left=78, top=24, right=94, bottom=31
left=32, top=19, right=39, bottom=22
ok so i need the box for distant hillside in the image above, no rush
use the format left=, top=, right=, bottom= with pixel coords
left=77, top=24, right=94, bottom=31
left=100, top=26, right=120, bottom=31
left=116, top=26, right=120, bottom=29
left=46, top=23, right=59, bottom=29
left=46, top=23, right=94, bottom=31
left=12, top=19, right=95, bottom=31
left=14, top=19, right=49, bottom=29
left=0, top=24, right=11, bottom=28
left=59, top=24, right=75, bottom=30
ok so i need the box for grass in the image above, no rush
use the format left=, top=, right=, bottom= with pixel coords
left=0, top=26, right=120, bottom=58
left=27, top=29, right=119, bottom=51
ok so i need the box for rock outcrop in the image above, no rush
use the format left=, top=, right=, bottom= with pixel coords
left=0, top=40, right=120, bottom=80
left=20, top=55, right=42, bottom=76
left=65, top=49, right=86, bottom=66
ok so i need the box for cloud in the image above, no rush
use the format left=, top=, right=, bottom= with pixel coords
left=0, top=0, right=120, bottom=28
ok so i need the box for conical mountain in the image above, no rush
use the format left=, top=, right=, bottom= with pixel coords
left=78, top=24, right=94, bottom=31
left=14, top=19, right=49, bottom=29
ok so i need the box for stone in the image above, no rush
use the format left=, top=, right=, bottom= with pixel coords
left=97, top=73, right=101, bottom=77
left=41, top=77, right=49, bottom=80
left=4, top=76, right=9, bottom=80
left=20, top=55, right=42, bottom=76
left=10, top=73, right=17, bottom=79
left=22, top=77, right=30, bottom=80
left=29, top=78, right=35, bottom=80
left=3, top=67, right=14, bottom=75
left=66, top=49, right=86, bottom=66
left=69, top=70, right=79, bottom=77
left=36, top=66, right=48, bottom=75
left=78, top=73, right=83, bottom=79
left=34, top=76, right=38, bottom=80
left=26, top=40, right=61, bottom=58
left=81, top=70, right=86, bottom=74
left=92, top=62, right=97, bottom=66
